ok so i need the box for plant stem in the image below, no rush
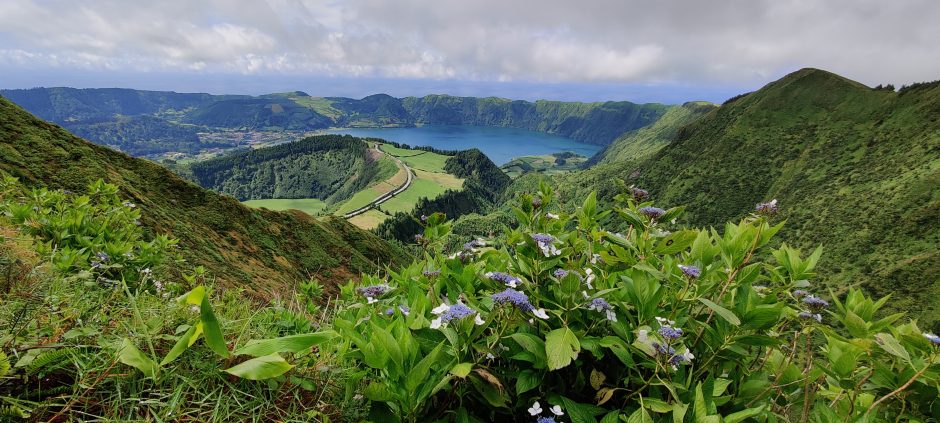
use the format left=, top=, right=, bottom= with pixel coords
left=864, top=363, right=931, bottom=416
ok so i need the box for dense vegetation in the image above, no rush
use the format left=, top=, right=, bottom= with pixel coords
left=501, top=69, right=940, bottom=330
left=183, top=98, right=333, bottom=130
left=189, top=135, right=396, bottom=204
left=0, top=96, right=407, bottom=295
left=3, top=176, right=936, bottom=421
left=65, top=115, right=225, bottom=156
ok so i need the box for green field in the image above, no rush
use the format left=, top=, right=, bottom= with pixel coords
left=377, top=177, right=451, bottom=214
left=500, top=153, right=589, bottom=178
left=242, top=198, right=327, bottom=215
left=380, top=144, right=449, bottom=172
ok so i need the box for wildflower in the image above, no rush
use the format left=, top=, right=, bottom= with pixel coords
left=655, top=316, right=676, bottom=326
left=798, top=311, right=823, bottom=322
left=553, top=268, right=569, bottom=279
left=423, top=269, right=441, bottom=278
left=678, top=264, right=701, bottom=278
left=414, top=234, right=427, bottom=244
left=430, top=302, right=482, bottom=329
left=637, top=329, right=650, bottom=344
left=590, top=253, right=604, bottom=265
left=492, top=289, right=534, bottom=312
left=546, top=212, right=559, bottom=219
left=398, top=305, right=410, bottom=316
left=587, top=298, right=617, bottom=322
left=485, top=352, right=495, bottom=360
left=803, top=296, right=830, bottom=311
left=357, top=284, right=390, bottom=304
left=923, top=332, right=940, bottom=346
left=122, top=201, right=137, bottom=208
left=549, top=405, right=564, bottom=416
left=653, top=342, right=675, bottom=357
left=792, top=289, right=809, bottom=298
left=531, top=233, right=560, bottom=257
left=532, top=308, right=549, bottom=319
left=486, top=271, right=522, bottom=288
left=658, top=325, right=683, bottom=340
left=532, top=197, right=542, bottom=208
left=528, top=401, right=543, bottom=416
left=189, top=305, right=200, bottom=313
left=384, top=308, right=394, bottom=316
left=420, top=214, right=428, bottom=223
left=95, top=252, right=110, bottom=262
left=584, top=268, right=595, bottom=289
left=639, top=206, right=666, bottom=220
left=464, top=239, right=485, bottom=251
left=755, top=199, right=778, bottom=215
left=536, top=417, right=556, bottom=423
left=630, top=187, right=649, bottom=201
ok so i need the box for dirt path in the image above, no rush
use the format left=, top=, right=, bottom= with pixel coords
left=342, top=145, right=413, bottom=219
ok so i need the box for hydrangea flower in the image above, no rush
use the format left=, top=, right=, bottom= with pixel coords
left=658, top=325, right=683, bottom=340
left=536, top=417, right=556, bottom=423
left=584, top=268, right=596, bottom=289
left=792, top=289, right=809, bottom=298
left=587, top=298, right=617, bottom=322
left=549, top=405, right=564, bottom=416
left=532, top=197, right=542, bottom=208
left=486, top=271, right=522, bottom=288
left=414, top=234, right=427, bottom=244
left=630, top=187, right=649, bottom=201
left=423, top=269, right=441, bottom=278
left=384, top=308, right=395, bottom=316
left=398, top=305, right=410, bottom=316
left=639, top=206, right=666, bottom=219
left=755, top=199, right=778, bottom=215
left=464, top=239, right=486, bottom=251
left=430, top=302, right=485, bottom=329
left=803, top=296, right=830, bottom=311
left=492, top=289, right=549, bottom=319
left=545, top=212, right=560, bottom=219
left=798, top=311, right=823, bottom=322
left=420, top=214, right=428, bottom=223
left=531, top=233, right=561, bottom=257
left=528, top=401, right=543, bottom=416
left=357, top=284, right=390, bottom=304
left=924, top=332, right=940, bottom=346
left=678, top=264, right=701, bottom=278
left=553, top=268, right=569, bottom=279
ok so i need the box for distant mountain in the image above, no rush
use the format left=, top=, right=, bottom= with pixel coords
left=537, top=68, right=940, bottom=328
left=0, top=87, right=673, bottom=158
left=0, top=96, right=408, bottom=295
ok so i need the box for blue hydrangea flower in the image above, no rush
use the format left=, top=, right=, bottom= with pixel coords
left=553, top=268, right=569, bottom=278
left=924, top=332, right=940, bottom=346
left=384, top=308, right=394, bottom=316
left=423, top=269, right=441, bottom=277
left=95, top=252, right=110, bottom=262
left=658, top=326, right=683, bottom=340
left=678, top=264, right=700, bottom=278
left=486, top=271, right=522, bottom=288
left=630, top=187, right=649, bottom=201
left=492, top=288, right=535, bottom=312
left=792, top=289, right=809, bottom=298
left=639, top=206, right=666, bottom=219
left=653, top=342, right=675, bottom=357
left=357, top=284, right=389, bottom=298
left=531, top=233, right=560, bottom=257
left=798, top=311, right=823, bottom=322
left=536, top=417, right=556, bottom=423
left=803, top=296, right=830, bottom=310
left=755, top=199, right=778, bottom=215
left=398, top=305, right=410, bottom=316
left=430, top=302, right=485, bottom=329
left=587, top=298, right=617, bottom=322
left=464, top=239, right=485, bottom=251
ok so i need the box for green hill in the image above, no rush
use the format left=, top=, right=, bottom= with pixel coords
left=189, top=135, right=397, bottom=204
left=183, top=98, right=333, bottom=130
left=533, top=68, right=940, bottom=329
left=0, top=95, right=408, bottom=296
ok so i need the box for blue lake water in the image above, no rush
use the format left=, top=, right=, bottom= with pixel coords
left=327, top=125, right=602, bottom=166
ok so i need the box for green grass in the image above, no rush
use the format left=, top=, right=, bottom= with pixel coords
left=500, top=153, right=589, bottom=178
left=242, top=198, right=327, bottom=215
left=380, top=144, right=450, bottom=172
left=291, top=96, right=343, bottom=119
left=377, top=177, right=452, bottom=214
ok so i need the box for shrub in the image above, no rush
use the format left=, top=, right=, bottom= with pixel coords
left=333, top=183, right=939, bottom=422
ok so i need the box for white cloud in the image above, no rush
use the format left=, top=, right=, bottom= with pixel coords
left=0, top=0, right=938, bottom=87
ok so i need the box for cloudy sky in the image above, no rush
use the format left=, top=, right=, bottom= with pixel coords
left=1, top=0, right=938, bottom=103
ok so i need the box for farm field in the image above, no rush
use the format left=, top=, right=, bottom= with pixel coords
left=240, top=198, right=326, bottom=215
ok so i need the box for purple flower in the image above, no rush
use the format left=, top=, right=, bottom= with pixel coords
left=532, top=197, right=543, bottom=208
left=536, top=417, right=556, bottom=423
left=792, top=289, right=809, bottom=299
left=414, top=234, right=426, bottom=244
left=440, top=303, right=476, bottom=323
left=803, top=296, right=830, bottom=311
left=653, top=342, right=675, bottom=357
left=357, top=284, right=389, bottom=299
left=95, top=252, right=110, bottom=262
left=798, top=311, right=823, bottom=322
left=678, top=265, right=700, bottom=278
left=658, top=326, right=683, bottom=340
left=384, top=308, right=395, bottom=316
left=491, top=288, right=535, bottom=312
left=587, top=298, right=617, bottom=322
left=420, top=214, right=428, bottom=223
left=630, top=187, right=649, bottom=201
left=639, top=206, right=666, bottom=219
left=755, top=199, right=778, bottom=215
left=464, top=239, right=485, bottom=251
left=423, top=269, right=441, bottom=278
left=553, top=268, right=569, bottom=278
left=398, top=305, right=410, bottom=316
left=531, top=233, right=560, bottom=257
left=924, top=332, right=940, bottom=346
left=486, top=271, right=522, bottom=288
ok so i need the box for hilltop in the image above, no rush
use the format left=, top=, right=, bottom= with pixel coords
left=0, top=96, right=408, bottom=296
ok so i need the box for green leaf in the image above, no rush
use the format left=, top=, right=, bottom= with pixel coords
left=654, top=230, right=698, bottom=254
left=450, top=362, right=473, bottom=378
left=510, top=332, right=547, bottom=367
left=875, top=333, right=911, bottom=363
left=724, top=405, right=765, bottom=423
left=698, top=298, right=741, bottom=326
left=160, top=324, right=200, bottom=366
left=627, top=407, right=653, bottom=423
left=118, top=338, right=158, bottom=378
left=224, top=353, right=294, bottom=380
left=200, top=296, right=230, bottom=358
left=176, top=285, right=206, bottom=306
left=407, top=343, right=444, bottom=393
left=372, top=323, right=404, bottom=373
left=516, top=369, right=541, bottom=395
left=233, top=331, right=336, bottom=357
left=741, top=305, right=782, bottom=330
left=643, top=398, right=673, bottom=413
left=545, top=327, right=581, bottom=371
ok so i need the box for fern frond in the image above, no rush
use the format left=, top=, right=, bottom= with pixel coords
left=25, top=348, right=75, bottom=376
left=0, top=404, right=27, bottom=420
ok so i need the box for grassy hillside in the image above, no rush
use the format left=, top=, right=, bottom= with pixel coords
left=189, top=135, right=396, bottom=204
left=501, top=152, right=588, bottom=178
left=539, top=69, right=940, bottom=329
left=184, top=98, right=333, bottom=130
left=586, top=101, right=716, bottom=166
left=0, top=96, right=408, bottom=296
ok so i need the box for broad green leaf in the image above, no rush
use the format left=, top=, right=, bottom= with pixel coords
left=561, top=396, right=605, bottom=423
left=224, top=353, right=294, bottom=380
left=450, top=362, right=473, bottom=378
left=643, top=398, right=673, bottom=413
left=698, top=298, right=741, bottom=326
left=654, top=230, right=698, bottom=254
left=372, top=323, right=404, bottom=373
left=724, top=405, right=765, bottom=423
left=160, top=324, right=200, bottom=366
left=627, top=407, right=653, bottom=423
left=407, top=343, right=444, bottom=392
left=118, top=338, right=158, bottom=378
left=200, top=296, right=230, bottom=358
left=176, top=285, right=206, bottom=306
left=233, top=331, right=336, bottom=357
left=515, top=369, right=541, bottom=395
left=545, top=327, right=581, bottom=371
left=363, top=381, right=394, bottom=402
left=874, top=333, right=910, bottom=363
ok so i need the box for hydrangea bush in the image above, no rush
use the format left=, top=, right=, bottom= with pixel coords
left=333, top=184, right=939, bottom=422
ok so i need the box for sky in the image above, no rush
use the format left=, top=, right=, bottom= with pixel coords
left=1, top=0, right=939, bottom=104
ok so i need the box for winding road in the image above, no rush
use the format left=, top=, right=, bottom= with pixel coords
left=342, top=144, right=414, bottom=219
